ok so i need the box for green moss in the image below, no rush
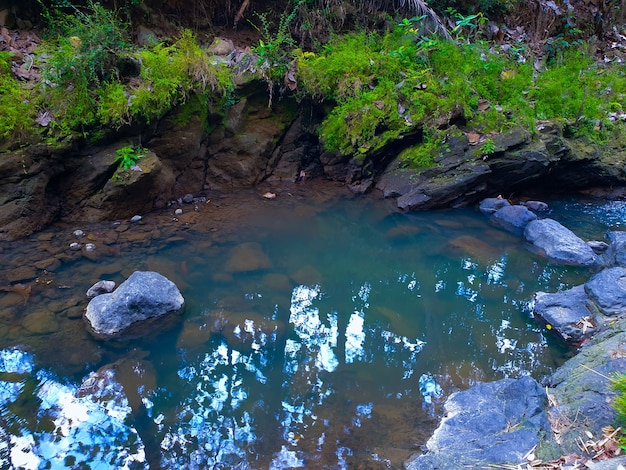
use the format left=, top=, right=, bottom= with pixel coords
left=297, top=23, right=624, bottom=162
left=0, top=52, right=36, bottom=145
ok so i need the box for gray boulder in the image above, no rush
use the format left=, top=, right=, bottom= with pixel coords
left=606, top=231, right=626, bottom=266
left=479, top=196, right=510, bottom=215
left=491, top=204, right=537, bottom=235
left=405, top=376, right=554, bottom=469
left=585, top=267, right=626, bottom=316
left=532, top=285, right=597, bottom=345
left=524, top=200, right=549, bottom=212
left=523, top=218, right=597, bottom=266
left=84, top=271, right=185, bottom=339
left=546, top=318, right=626, bottom=456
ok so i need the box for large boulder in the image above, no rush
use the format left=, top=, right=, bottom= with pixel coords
left=84, top=271, right=185, bottom=339
left=584, top=267, right=626, bottom=316
left=533, top=285, right=598, bottom=345
left=405, top=376, right=554, bottom=469
left=523, top=218, right=598, bottom=266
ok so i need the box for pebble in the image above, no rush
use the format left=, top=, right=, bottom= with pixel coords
left=130, top=215, right=142, bottom=223
left=69, top=242, right=81, bottom=251
left=84, top=243, right=96, bottom=252
left=175, top=208, right=183, bottom=216
left=73, top=229, right=84, bottom=238
left=182, top=193, right=194, bottom=204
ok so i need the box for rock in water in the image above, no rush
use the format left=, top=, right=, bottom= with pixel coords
left=405, top=376, right=553, bottom=469
left=523, top=218, right=597, bottom=266
left=86, top=280, right=116, bottom=299
left=84, top=271, right=185, bottom=339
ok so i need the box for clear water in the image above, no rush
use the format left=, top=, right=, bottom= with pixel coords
left=0, top=185, right=621, bottom=469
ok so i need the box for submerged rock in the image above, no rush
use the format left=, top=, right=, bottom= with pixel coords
left=84, top=271, right=185, bottom=339
left=523, top=218, right=597, bottom=266
left=405, top=376, right=554, bottom=469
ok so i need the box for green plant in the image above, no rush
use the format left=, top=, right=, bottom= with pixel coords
left=0, top=52, right=36, bottom=144
left=115, top=145, right=145, bottom=170
left=445, top=8, right=488, bottom=42
left=250, top=0, right=304, bottom=98
left=481, top=138, right=496, bottom=155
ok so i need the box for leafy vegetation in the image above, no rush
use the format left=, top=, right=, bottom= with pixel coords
left=0, top=1, right=235, bottom=144
left=611, top=373, right=626, bottom=449
left=295, top=16, right=626, bottom=167
left=0, top=52, right=35, bottom=144
left=115, top=145, right=145, bottom=170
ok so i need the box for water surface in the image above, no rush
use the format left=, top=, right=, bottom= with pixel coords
left=0, top=183, right=618, bottom=468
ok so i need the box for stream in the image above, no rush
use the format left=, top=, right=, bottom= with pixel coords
left=0, top=181, right=623, bottom=469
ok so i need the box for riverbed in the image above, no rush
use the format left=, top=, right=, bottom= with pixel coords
left=0, top=181, right=621, bottom=468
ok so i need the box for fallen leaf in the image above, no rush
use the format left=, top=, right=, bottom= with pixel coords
left=477, top=98, right=490, bottom=112
left=467, top=130, right=481, bottom=145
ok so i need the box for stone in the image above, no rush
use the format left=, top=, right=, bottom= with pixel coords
left=606, top=231, right=626, bottom=267
left=84, top=271, right=185, bottom=339
left=533, top=285, right=597, bottom=344
left=73, top=229, right=85, bottom=238
left=524, top=200, right=549, bottom=212
left=182, top=193, right=194, bottom=204
left=136, top=25, right=157, bottom=47
left=587, top=240, right=609, bottom=253
left=207, top=37, right=235, bottom=56
left=491, top=204, right=537, bottom=235
left=224, top=242, right=272, bottom=273
left=546, top=318, right=626, bottom=456
left=22, top=311, right=59, bottom=335
left=130, top=215, right=142, bottom=223
left=478, top=196, right=510, bottom=215
left=406, top=376, right=553, bottom=469
left=174, top=208, right=183, bottom=216
left=523, top=218, right=597, bottom=266
left=86, top=280, right=116, bottom=299
left=69, top=242, right=81, bottom=251
left=585, top=267, right=626, bottom=316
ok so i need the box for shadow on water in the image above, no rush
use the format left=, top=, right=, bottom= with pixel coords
left=0, top=182, right=615, bottom=468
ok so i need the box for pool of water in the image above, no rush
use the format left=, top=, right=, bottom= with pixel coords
left=0, top=183, right=621, bottom=468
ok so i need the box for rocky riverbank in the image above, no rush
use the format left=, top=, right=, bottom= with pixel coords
left=2, top=77, right=626, bottom=242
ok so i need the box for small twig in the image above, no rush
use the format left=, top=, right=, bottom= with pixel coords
left=579, top=363, right=612, bottom=381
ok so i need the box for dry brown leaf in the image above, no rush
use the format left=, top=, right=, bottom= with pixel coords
left=477, top=98, right=490, bottom=112
left=467, top=130, right=481, bottom=145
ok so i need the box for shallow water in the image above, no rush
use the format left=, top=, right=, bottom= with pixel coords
left=0, top=183, right=621, bottom=469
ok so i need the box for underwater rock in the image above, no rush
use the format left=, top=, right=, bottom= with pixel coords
left=224, top=242, right=272, bottom=273
left=84, top=271, right=185, bottom=339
